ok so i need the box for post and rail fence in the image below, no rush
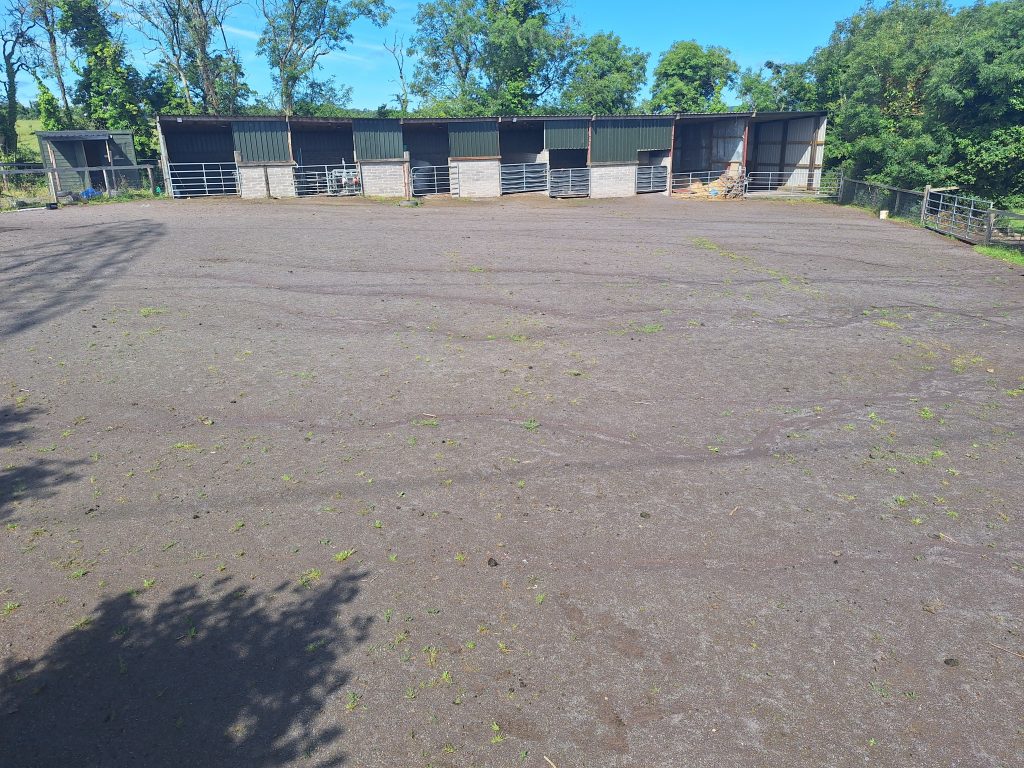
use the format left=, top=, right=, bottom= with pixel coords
left=1, top=163, right=162, bottom=210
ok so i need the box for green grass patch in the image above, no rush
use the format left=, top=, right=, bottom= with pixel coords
left=15, top=119, right=42, bottom=162
left=974, top=243, right=1024, bottom=267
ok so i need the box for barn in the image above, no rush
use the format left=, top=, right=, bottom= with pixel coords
left=156, top=112, right=827, bottom=201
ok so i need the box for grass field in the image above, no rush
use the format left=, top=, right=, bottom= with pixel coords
left=1, top=196, right=1022, bottom=767
left=14, top=119, right=42, bottom=162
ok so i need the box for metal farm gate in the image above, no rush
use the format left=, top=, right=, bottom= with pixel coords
left=411, top=165, right=458, bottom=196
left=293, top=163, right=362, bottom=196
left=636, top=165, right=668, bottom=194
left=500, top=162, right=548, bottom=194
left=167, top=163, right=239, bottom=197
left=922, top=188, right=992, bottom=243
left=549, top=168, right=590, bottom=198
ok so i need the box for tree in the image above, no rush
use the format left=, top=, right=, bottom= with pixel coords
left=291, top=77, right=353, bottom=116
left=409, top=0, right=487, bottom=109
left=256, top=0, right=392, bottom=115
left=737, top=61, right=815, bottom=112
left=55, top=0, right=159, bottom=151
left=649, top=40, right=737, bottom=113
left=559, top=31, right=647, bottom=114
left=383, top=31, right=410, bottom=114
left=33, top=75, right=74, bottom=129
left=808, top=0, right=954, bottom=189
left=29, top=0, right=74, bottom=123
left=1, top=0, right=38, bottom=157
left=923, top=0, right=1024, bottom=205
left=409, top=0, right=576, bottom=115
left=123, top=0, right=247, bottom=113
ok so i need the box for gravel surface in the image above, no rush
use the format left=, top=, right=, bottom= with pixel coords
left=1, top=194, right=1022, bottom=767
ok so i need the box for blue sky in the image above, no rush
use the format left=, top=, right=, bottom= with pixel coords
left=27, top=0, right=981, bottom=109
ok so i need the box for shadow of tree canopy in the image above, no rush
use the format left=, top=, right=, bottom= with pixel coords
left=0, top=219, right=165, bottom=340
left=0, top=404, right=87, bottom=520
left=0, top=573, right=373, bottom=768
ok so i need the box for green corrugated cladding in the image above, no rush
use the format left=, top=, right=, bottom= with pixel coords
left=353, top=119, right=404, bottom=160
left=590, top=118, right=673, bottom=164
left=448, top=121, right=499, bottom=158
left=231, top=120, right=291, bottom=163
left=544, top=120, right=589, bottom=150
left=590, top=119, right=638, bottom=163
left=636, top=118, right=673, bottom=151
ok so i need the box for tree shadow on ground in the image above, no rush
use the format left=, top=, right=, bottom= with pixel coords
left=0, top=573, right=373, bottom=768
left=0, top=404, right=87, bottom=520
left=0, top=219, right=165, bottom=341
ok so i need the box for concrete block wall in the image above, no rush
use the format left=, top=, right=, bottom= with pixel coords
left=361, top=161, right=406, bottom=197
left=266, top=165, right=296, bottom=198
left=239, top=166, right=268, bottom=199
left=450, top=159, right=500, bottom=198
left=590, top=164, right=637, bottom=199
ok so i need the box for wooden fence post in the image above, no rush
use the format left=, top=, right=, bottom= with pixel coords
left=146, top=166, right=155, bottom=194
left=986, top=210, right=995, bottom=246
left=920, top=185, right=931, bottom=226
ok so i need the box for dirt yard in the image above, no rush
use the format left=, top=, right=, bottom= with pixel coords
left=1, top=194, right=1022, bottom=767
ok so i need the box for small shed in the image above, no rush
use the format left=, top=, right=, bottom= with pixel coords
left=36, top=130, right=139, bottom=193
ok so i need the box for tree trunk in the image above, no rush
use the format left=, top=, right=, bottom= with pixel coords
left=280, top=77, right=294, bottom=115
left=3, top=58, right=17, bottom=156
left=43, top=17, right=71, bottom=121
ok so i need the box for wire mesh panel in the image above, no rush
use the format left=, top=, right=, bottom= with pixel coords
left=837, top=179, right=925, bottom=221
left=293, top=163, right=362, bottom=197
left=923, top=190, right=992, bottom=243
left=636, top=165, right=668, bottom=194
left=500, top=163, right=548, bottom=194
left=168, top=163, right=239, bottom=197
left=411, top=165, right=457, bottom=196
left=990, top=210, right=1024, bottom=248
left=548, top=168, right=590, bottom=198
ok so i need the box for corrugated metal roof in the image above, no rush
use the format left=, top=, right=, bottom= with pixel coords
left=448, top=121, right=499, bottom=158
left=36, top=130, right=121, bottom=140
left=353, top=119, right=404, bottom=160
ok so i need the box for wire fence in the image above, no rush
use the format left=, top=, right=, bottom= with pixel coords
left=837, top=177, right=1023, bottom=248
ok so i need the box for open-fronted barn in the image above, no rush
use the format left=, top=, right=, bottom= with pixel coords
left=156, top=111, right=827, bottom=201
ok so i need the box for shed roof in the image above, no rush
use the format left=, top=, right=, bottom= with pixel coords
left=36, top=130, right=129, bottom=140
left=157, top=110, right=827, bottom=128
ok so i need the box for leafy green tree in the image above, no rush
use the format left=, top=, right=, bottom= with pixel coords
left=124, top=0, right=252, bottom=114
left=410, top=0, right=575, bottom=115
left=737, top=61, right=815, bottom=112
left=560, top=32, right=647, bottom=114
left=256, top=0, right=392, bottom=114
left=291, top=77, right=353, bottom=116
left=33, top=75, right=74, bottom=129
left=808, top=0, right=955, bottom=188
left=649, top=40, right=737, bottom=113
left=30, top=0, right=74, bottom=123
left=924, top=0, right=1024, bottom=205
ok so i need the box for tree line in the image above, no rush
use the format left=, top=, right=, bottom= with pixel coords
left=1, top=0, right=1020, bottom=204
